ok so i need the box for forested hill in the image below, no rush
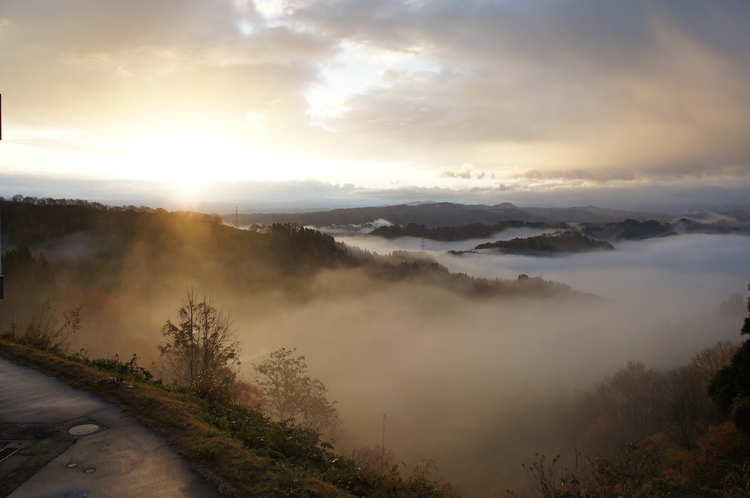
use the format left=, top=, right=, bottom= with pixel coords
left=579, top=217, right=750, bottom=240
left=0, top=196, right=589, bottom=304
left=369, top=220, right=568, bottom=241
left=0, top=197, right=352, bottom=296
left=470, top=232, right=614, bottom=255
left=368, top=217, right=750, bottom=242
left=0, top=197, right=339, bottom=265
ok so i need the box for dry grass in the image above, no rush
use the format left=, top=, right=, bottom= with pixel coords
left=0, top=340, right=320, bottom=497
left=0, top=340, right=458, bottom=498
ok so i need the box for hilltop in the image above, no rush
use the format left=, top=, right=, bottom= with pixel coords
left=451, top=232, right=614, bottom=256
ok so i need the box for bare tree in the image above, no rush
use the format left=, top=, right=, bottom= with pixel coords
left=254, top=348, right=341, bottom=439
left=159, top=289, right=241, bottom=401
left=691, top=340, right=738, bottom=380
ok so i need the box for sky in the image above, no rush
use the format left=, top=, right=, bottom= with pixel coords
left=1, top=0, right=750, bottom=211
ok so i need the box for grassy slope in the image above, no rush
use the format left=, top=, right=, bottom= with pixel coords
left=0, top=340, right=456, bottom=498
left=0, top=340, right=277, bottom=496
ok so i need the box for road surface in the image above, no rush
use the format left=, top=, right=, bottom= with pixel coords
left=0, top=357, right=222, bottom=498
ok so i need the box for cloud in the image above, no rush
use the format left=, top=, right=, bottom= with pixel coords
left=1, top=0, right=749, bottom=190
left=3, top=171, right=750, bottom=214
left=0, top=172, right=385, bottom=211
left=284, top=0, right=750, bottom=179
left=439, top=162, right=475, bottom=179
left=0, top=0, right=335, bottom=136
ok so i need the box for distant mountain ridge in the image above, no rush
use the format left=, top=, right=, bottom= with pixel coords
left=225, top=202, right=721, bottom=228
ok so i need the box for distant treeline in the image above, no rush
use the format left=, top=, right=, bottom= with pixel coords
left=369, top=220, right=569, bottom=241
left=0, top=196, right=353, bottom=312
left=0, top=195, right=221, bottom=246
left=0, top=196, right=590, bottom=309
left=369, top=217, right=750, bottom=243
left=469, top=231, right=614, bottom=254
left=578, top=217, right=750, bottom=240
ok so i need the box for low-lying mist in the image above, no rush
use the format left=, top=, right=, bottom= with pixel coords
left=299, top=231, right=748, bottom=494
left=15, top=216, right=750, bottom=496
left=337, top=231, right=750, bottom=320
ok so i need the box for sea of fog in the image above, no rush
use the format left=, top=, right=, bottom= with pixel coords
left=61, top=226, right=750, bottom=496
left=334, top=229, right=750, bottom=319
left=229, top=229, right=750, bottom=495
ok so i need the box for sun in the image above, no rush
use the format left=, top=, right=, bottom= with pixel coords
left=122, top=131, right=253, bottom=187
left=118, top=130, right=329, bottom=188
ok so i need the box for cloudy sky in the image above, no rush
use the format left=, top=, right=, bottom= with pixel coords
left=1, top=0, right=750, bottom=211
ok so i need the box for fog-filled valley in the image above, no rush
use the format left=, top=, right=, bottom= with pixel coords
left=330, top=229, right=750, bottom=494
left=5, top=1, right=750, bottom=494
left=2, top=197, right=750, bottom=496
left=336, top=229, right=750, bottom=335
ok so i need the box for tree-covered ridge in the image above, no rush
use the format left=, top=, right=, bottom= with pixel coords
left=460, top=231, right=614, bottom=255
left=366, top=260, right=584, bottom=299
left=0, top=196, right=354, bottom=296
left=0, top=195, right=220, bottom=246
left=576, top=217, right=750, bottom=241
left=0, top=196, right=347, bottom=268
left=579, top=218, right=673, bottom=240
left=367, top=217, right=750, bottom=243
left=368, top=221, right=569, bottom=241
left=0, top=196, right=588, bottom=303
left=709, top=285, right=750, bottom=433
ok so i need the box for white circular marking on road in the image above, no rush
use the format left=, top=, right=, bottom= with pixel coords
left=69, top=424, right=100, bottom=435
left=67, top=462, right=78, bottom=468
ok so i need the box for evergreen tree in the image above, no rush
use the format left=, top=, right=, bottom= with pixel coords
left=709, top=284, right=750, bottom=432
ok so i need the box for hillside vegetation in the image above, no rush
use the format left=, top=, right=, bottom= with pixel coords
left=2, top=196, right=750, bottom=497
left=0, top=196, right=587, bottom=309
left=0, top=196, right=593, bottom=496
left=368, top=221, right=568, bottom=241
left=367, top=218, right=750, bottom=243
left=0, top=340, right=457, bottom=498
left=508, top=316, right=750, bottom=497
left=449, top=232, right=614, bottom=255
left=0, top=196, right=471, bottom=496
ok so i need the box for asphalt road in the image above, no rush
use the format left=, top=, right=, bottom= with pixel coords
left=0, top=357, right=222, bottom=498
